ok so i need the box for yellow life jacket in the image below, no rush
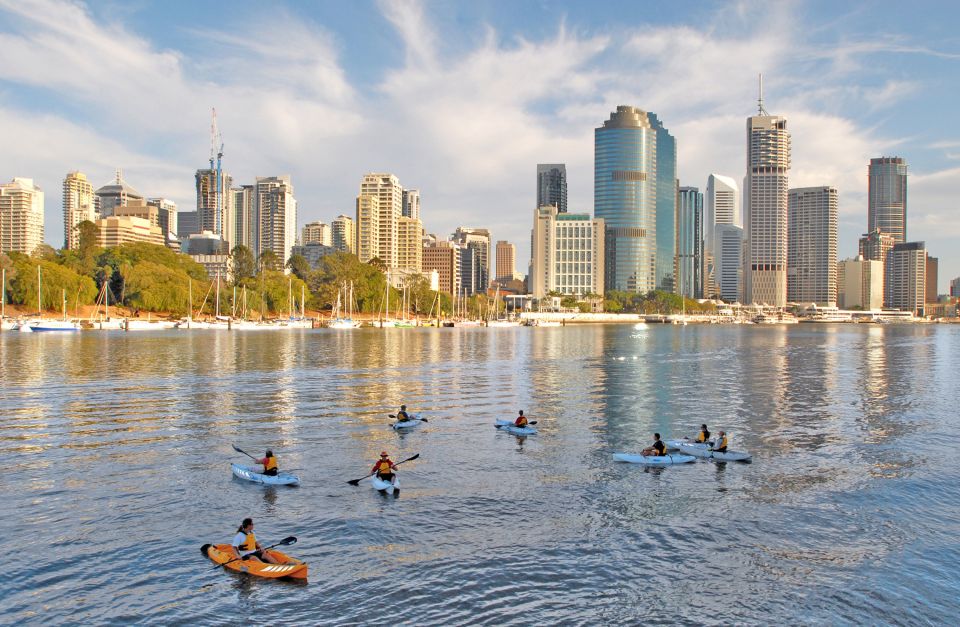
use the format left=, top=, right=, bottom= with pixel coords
left=716, top=435, right=728, bottom=449
left=264, top=456, right=277, bottom=472
left=377, top=460, right=392, bottom=474
left=239, top=531, right=256, bottom=552
left=696, top=431, right=707, bottom=443
left=517, top=417, right=528, bottom=427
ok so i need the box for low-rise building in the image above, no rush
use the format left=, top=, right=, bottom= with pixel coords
left=190, top=254, right=231, bottom=282
left=422, top=239, right=461, bottom=295
left=291, top=243, right=336, bottom=269
left=95, top=215, right=165, bottom=248
left=837, top=256, right=884, bottom=310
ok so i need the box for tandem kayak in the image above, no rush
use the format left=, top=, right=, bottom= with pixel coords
left=677, top=443, right=751, bottom=462
left=495, top=419, right=537, bottom=435
left=201, top=543, right=308, bottom=579
left=231, top=463, right=301, bottom=486
left=612, top=452, right=696, bottom=465
left=371, top=473, right=400, bottom=494
left=392, top=414, right=425, bottom=430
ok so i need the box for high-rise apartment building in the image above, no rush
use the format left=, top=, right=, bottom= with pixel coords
left=63, top=171, right=96, bottom=250
left=951, top=277, right=960, bottom=297
left=95, top=170, right=142, bottom=218
left=422, top=239, right=461, bottom=295
left=595, top=106, right=657, bottom=293
left=496, top=240, right=516, bottom=283
left=358, top=174, right=403, bottom=269
left=837, top=256, right=884, bottom=310
left=925, top=256, right=938, bottom=303
left=530, top=205, right=605, bottom=298
left=537, top=164, right=568, bottom=214
left=886, top=242, right=926, bottom=315
left=715, top=224, right=743, bottom=303
left=704, top=174, right=739, bottom=297
left=397, top=216, right=424, bottom=277
left=744, top=87, right=791, bottom=306
left=676, top=187, right=703, bottom=299
left=451, top=227, right=491, bottom=294
left=402, top=189, right=420, bottom=220
left=787, top=186, right=838, bottom=306
left=147, top=198, right=178, bottom=245
left=302, top=221, right=332, bottom=247
left=0, top=177, right=44, bottom=255
left=196, top=168, right=234, bottom=249
left=332, top=214, right=355, bottom=254
left=649, top=113, right=678, bottom=293
left=232, top=185, right=256, bottom=253
left=255, top=175, right=297, bottom=270
left=355, top=195, right=380, bottom=262
left=868, top=157, right=908, bottom=243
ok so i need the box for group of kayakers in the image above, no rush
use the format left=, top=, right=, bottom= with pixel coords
left=641, top=424, right=729, bottom=457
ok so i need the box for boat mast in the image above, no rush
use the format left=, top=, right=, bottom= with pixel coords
left=37, top=265, right=41, bottom=318
left=62, top=289, right=66, bottom=321
left=215, top=270, right=221, bottom=318
left=1, top=268, right=5, bottom=320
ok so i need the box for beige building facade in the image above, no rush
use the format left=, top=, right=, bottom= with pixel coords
left=397, top=216, right=424, bottom=277
left=332, top=214, right=355, bottom=254
left=0, top=177, right=45, bottom=255
left=358, top=173, right=403, bottom=269
left=95, top=215, right=165, bottom=248
left=63, top=171, right=95, bottom=250
left=495, top=240, right=516, bottom=283
left=423, top=240, right=461, bottom=295
left=355, top=194, right=380, bottom=262
left=530, top=205, right=605, bottom=298
left=837, top=256, right=884, bottom=310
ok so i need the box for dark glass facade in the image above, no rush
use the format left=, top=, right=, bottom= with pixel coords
left=648, top=113, right=677, bottom=293
left=537, top=164, right=567, bottom=214
left=677, top=186, right=703, bottom=298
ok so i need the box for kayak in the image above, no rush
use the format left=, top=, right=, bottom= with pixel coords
left=231, top=463, right=301, bottom=486
left=201, top=543, right=308, bottom=579
left=612, top=452, right=696, bottom=465
left=392, top=414, right=424, bottom=430
left=677, top=443, right=751, bottom=462
left=665, top=438, right=712, bottom=450
left=371, top=473, right=400, bottom=494
left=495, top=419, right=537, bottom=435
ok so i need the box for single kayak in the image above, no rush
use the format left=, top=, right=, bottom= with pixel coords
left=201, top=543, right=308, bottom=579
left=371, top=473, right=400, bottom=494
left=677, top=443, right=751, bottom=462
left=612, top=452, right=696, bottom=465
left=231, top=463, right=301, bottom=486
left=495, top=419, right=537, bottom=435
left=665, top=438, right=713, bottom=450
left=392, top=414, right=425, bottom=430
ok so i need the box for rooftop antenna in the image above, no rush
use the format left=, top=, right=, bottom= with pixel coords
left=758, top=73, right=769, bottom=116
left=115, top=168, right=123, bottom=184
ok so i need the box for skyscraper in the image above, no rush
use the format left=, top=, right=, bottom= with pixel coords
left=0, top=177, right=44, bottom=255
left=255, top=175, right=297, bottom=269
left=649, top=113, right=678, bottom=293
left=355, top=194, right=380, bottom=262
left=63, top=171, right=95, bottom=250
left=715, top=224, right=744, bottom=302
left=787, top=186, right=838, bottom=306
left=676, top=187, right=703, bottom=298
left=868, top=157, right=908, bottom=243
left=232, top=185, right=256, bottom=253
left=496, top=240, right=516, bottom=283
left=359, top=173, right=403, bottom=269
left=302, top=221, right=332, bottom=246
left=396, top=216, right=424, bottom=278
left=402, top=189, right=420, bottom=220
left=887, top=241, right=926, bottom=315
left=704, top=174, right=739, bottom=297
left=196, top=167, right=233, bottom=248
left=925, top=256, right=938, bottom=303
left=837, top=256, right=884, bottom=310
left=595, top=106, right=657, bottom=293
left=422, top=239, right=461, bottom=295
left=147, top=198, right=178, bottom=245
left=332, top=214, right=355, bottom=254
left=530, top=205, right=605, bottom=298
left=95, top=170, right=142, bottom=218
left=451, top=227, right=491, bottom=294
left=744, top=81, right=791, bottom=306
left=537, top=164, right=568, bottom=214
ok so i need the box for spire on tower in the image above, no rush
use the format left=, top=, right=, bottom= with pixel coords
left=758, top=73, right=769, bottom=116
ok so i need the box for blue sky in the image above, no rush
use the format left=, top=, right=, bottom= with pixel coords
left=1, top=0, right=958, bottom=291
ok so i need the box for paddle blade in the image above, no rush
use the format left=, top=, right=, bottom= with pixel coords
left=401, top=453, right=420, bottom=463
left=389, top=414, right=396, bottom=419
left=232, top=444, right=244, bottom=453
left=277, top=536, right=297, bottom=546
left=347, top=479, right=361, bottom=486
left=420, top=417, right=428, bottom=422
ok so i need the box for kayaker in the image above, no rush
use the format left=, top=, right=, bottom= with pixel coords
left=256, top=450, right=279, bottom=476
left=696, top=424, right=711, bottom=443
left=231, top=518, right=282, bottom=564
left=396, top=405, right=411, bottom=422
left=642, top=433, right=667, bottom=457
left=711, top=431, right=729, bottom=453
left=514, top=410, right=528, bottom=428
left=372, top=451, right=397, bottom=484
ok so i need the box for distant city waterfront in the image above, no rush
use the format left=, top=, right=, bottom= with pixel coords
left=3, top=324, right=959, bottom=624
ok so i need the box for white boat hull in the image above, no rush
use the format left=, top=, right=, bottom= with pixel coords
left=371, top=474, right=399, bottom=494
left=29, top=320, right=81, bottom=332
left=495, top=419, right=537, bottom=435
left=392, top=415, right=424, bottom=430
left=613, top=452, right=696, bottom=465
left=677, top=443, right=751, bottom=462
left=231, top=463, right=301, bottom=486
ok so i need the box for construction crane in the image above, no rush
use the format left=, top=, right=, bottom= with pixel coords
left=209, top=108, right=225, bottom=235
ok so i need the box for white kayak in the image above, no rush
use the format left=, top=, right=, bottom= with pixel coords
left=231, top=463, right=301, bottom=486
left=677, top=443, right=751, bottom=462
left=612, top=452, right=696, bottom=466
left=495, top=419, right=537, bottom=435
left=392, top=414, right=425, bottom=430
left=371, top=473, right=400, bottom=494
left=665, top=438, right=713, bottom=450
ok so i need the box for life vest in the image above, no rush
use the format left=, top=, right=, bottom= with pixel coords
left=516, top=416, right=528, bottom=427
left=716, top=435, right=728, bottom=450
left=697, top=430, right=710, bottom=443
left=264, top=456, right=277, bottom=472
left=239, top=531, right=256, bottom=552
left=653, top=440, right=666, bottom=455
left=377, top=460, right=393, bottom=474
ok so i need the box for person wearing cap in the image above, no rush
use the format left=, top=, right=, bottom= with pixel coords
left=710, top=431, right=728, bottom=453
left=642, top=433, right=668, bottom=457
left=371, top=451, right=397, bottom=483
left=396, top=405, right=411, bottom=422
left=514, top=410, right=528, bottom=428
left=696, top=424, right=711, bottom=444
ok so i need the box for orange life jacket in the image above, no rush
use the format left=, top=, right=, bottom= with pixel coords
left=264, top=456, right=277, bottom=472
left=516, top=416, right=528, bottom=427
left=377, top=460, right=393, bottom=474
left=715, top=435, right=728, bottom=450
left=697, top=430, right=710, bottom=443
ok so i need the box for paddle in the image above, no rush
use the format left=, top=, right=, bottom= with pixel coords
left=232, top=444, right=260, bottom=462
left=208, top=535, right=297, bottom=571
left=347, top=453, right=420, bottom=486
left=389, top=414, right=428, bottom=423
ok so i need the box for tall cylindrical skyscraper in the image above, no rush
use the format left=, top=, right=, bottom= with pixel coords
left=594, top=106, right=657, bottom=293
left=867, top=157, right=907, bottom=243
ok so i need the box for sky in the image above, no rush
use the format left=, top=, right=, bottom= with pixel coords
left=1, top=0, right=958, bottom=292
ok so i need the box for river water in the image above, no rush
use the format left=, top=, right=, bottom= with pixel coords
left=2, top=324, right=958, bottom=625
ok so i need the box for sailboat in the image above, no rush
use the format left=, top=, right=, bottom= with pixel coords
left=30, top=270, right=81, bottom=332
left=0, top=268, right=15, bottom=331
left=374, top=273, right=398, bottom=328
left=486, top=285, right=521, bottom=327
left=328, top=281, right=361, bottom=328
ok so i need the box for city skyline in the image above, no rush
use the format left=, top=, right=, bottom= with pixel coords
left=1, top=1, right=958, bottom=290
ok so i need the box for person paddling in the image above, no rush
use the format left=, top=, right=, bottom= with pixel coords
left=711, top=431, right=728, bottom=453
left=255, top=450, right=279, bottom=476
left=396, top=405, right=411, bottom=422
left=514, top=410, right=528, bottom=428
left=642, top=433, right=668, bottom=457
left=231, top=518, right=283, bottom=564
left=696, top=424, right=711, bottom=444
left=372, top=451, right=398, bottom=484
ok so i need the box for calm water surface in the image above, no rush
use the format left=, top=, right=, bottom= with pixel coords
left=2, top=325, right=959, bottom=625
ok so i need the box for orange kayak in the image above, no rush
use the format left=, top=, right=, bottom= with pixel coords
left=201, top=543, right=308, bottom=579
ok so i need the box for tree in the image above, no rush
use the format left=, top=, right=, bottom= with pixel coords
left=32, top=243, right=58, bottom=261
left=368, top=257, right=387, bottom=272
left=6, top=256, right=96, bottom=312
left=259, top=250, right=281, bottom=272
left=286, top=254, right=311, bottom=282
left=230, top=245, right=257, bottom=283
